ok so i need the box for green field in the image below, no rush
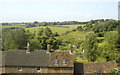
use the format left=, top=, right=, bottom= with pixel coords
left=25, top=24, right=85, bottom=35
left=2, top=24, right=25, bottom=28
left=56, top=31, right=87, bottom=45
left=24, top=24, right=86, bottom=45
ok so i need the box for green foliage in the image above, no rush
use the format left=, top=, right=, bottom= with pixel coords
left=97, top=41, right=117, bottom=61
left=84, top=32, right=97, bottom=50
left=2, top=19, right=118, bottom=63
left=26, top=23, right=36, bottom=28
left=77, top=26, right=83, bottom=31
left=59, top=45, right=70, bottom=50
left=96, top=57, right=106, bottom=62
left=53, top=32, right=59, bottom=36
left=92, top=20, right=118, bottom=33
left=82, top=32, right=98, bottom=62
left=29, top=27, right=61, bottom=50
left=104, top=31, right=118, bottom=45
left=33, top=21, right=38, bottom=24
left=74, top=57, right=88, bottom=63
left=2, top=28, right=28, bottom=50
left=44, top=27, right=53, bottom=37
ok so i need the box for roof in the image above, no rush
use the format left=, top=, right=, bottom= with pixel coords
left=5, top=50, right=50, bottom=67
left=0, top=51, right=7, bottom=66
left=49, top=50, right=74, bottom=67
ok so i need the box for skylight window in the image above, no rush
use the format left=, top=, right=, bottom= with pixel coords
left=63, top=59, right=67, bottom=65
left=54, top=59, right=58, bottom=65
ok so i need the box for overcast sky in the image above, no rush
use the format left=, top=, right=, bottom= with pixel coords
left=0, top=0, right=119, bottom=23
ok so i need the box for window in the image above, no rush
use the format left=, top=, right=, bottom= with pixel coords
left=54, top=59, right=58, bottom=65
left=17, top=67, right=22, bottom=71
left=63, top=59, right=67, bottom=65
left=36, top=67, right=41, bottom=72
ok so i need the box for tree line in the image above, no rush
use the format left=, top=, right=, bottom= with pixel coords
left=2, top=27, right=61, bottom=51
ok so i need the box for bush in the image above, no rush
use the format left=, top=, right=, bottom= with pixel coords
left=96, top=57, right=106, bottom=62
left=74, top=60, right=88, bottom=63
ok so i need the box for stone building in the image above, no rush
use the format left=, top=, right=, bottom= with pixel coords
left=0, top=43, right=117, bottom=74
left=0, top=49, right=74, bottom=73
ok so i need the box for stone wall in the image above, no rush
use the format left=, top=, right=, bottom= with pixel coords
left=5, top=67, right=73, bottom=73
left=5, top=67, right=48, bottom=73
left=74, top=61, right=117, bottom=73
left=0, top=67, right=5, bottom=74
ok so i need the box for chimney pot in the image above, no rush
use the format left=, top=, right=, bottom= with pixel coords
left=47, top=44, right=51, bottom=52
left=26, top=42, right=30, bottom=53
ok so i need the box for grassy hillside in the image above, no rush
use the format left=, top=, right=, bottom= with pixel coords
left=24, top=24, right=86, bottom=46
left=25, top=24, right=85, bottom=35
left=56, top=31, right=86, bottom=45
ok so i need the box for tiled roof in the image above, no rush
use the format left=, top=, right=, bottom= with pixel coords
left=0, top=51, right=7, bottom=66
left=5, top=50, right=50, bottom=67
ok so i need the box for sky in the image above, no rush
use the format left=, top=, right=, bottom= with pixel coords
left=0, top=0, right=120, bottom=23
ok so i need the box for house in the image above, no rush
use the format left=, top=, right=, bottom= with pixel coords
left=0, top=43, right=117, bottom=74
left=0, top=44, right=74, bottom=73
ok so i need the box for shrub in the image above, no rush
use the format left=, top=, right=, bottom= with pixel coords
left=74, top=60, right=88, bottom=63
left=96, top=57, right=106, bottom=62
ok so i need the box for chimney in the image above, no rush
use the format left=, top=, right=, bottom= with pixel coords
left=47, top=44, right=51, bottom=53
left=26, top=42, right=30, bottom=53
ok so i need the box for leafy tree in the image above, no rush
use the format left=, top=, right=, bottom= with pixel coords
left=29, top=27, right=61, bottom=50
left=44, top=27, right=53, bottom=37
left=53, top=32, right=59, bottom=36
left=97, top=41, right=117, bottom=61
left=83, top=32, right=98, bottom=62
left=104, top=31, right=118, bottom=45
left=2, top=28, right=28, bottom=50
left=33, top=21, right=38, bottom=24
left=77, top=26, right=83, bottom=31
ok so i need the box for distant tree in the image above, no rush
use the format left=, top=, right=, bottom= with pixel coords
left=2, top=23, right=11, bottom=26
left=92, top=20, right=118, bottom=33
left=37, top=28, right=44, bottom=36
left=26, top=23, right=36, bottom=28
left=53, top=32, right=59, bottom=36
left=77, top=26, right=83, bottom=31
left=33, top=21, right=38, bottom=24
left=44, top=27, right=53, bottom=37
